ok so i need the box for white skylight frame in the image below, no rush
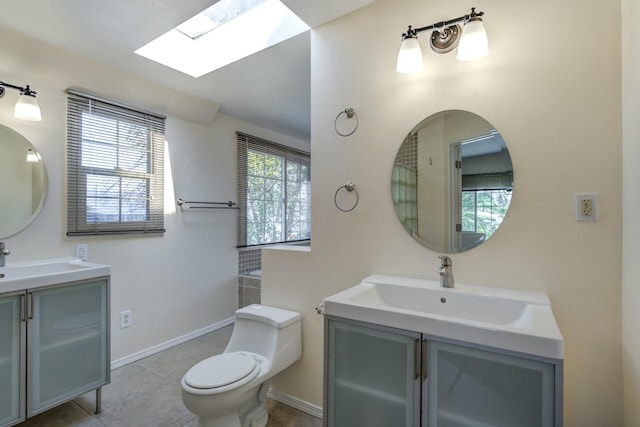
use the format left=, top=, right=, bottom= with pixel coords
left=135, top=0, right=310, bottom=78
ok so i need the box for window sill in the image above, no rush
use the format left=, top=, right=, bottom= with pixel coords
left=263, top=244, right=311, bottom=253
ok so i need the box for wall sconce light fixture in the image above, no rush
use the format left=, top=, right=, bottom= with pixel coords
left=396, top=7, right=488, bottom=74
left=0, top=80, right=42, bottom=121
left=26, top=148, right=40, bottom=163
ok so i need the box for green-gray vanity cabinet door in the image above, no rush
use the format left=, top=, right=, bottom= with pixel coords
left=0, top=292, right=25, bottom=427
left=427, top=340, right=556, bottom=427
left=27, top=279, right=109, bottom=416
left=325, top=318, right=421, bottom=427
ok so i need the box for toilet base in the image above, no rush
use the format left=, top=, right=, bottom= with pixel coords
left=240, top=403, right=268, bottom=427
left=196, top=412, right=241, bottom=427
left=245, top=412, right=268, bottom=427
left=194, top=383, right=269, bottom=427
left=239, top=382, right=269, bottom=427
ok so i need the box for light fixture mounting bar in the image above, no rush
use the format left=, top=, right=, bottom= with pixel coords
left=0, top=80, right=37, bottom=98
left=401, top=8, right=484, bottom=38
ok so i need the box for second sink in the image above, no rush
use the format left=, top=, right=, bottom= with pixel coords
left=0, top=258, right=111, bottom=293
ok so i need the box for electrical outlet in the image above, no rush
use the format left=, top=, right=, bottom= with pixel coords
left=75, top=244, right=88, bottom=261
left=581, top=198, right=593, bottom=216
left=120, top=310, right=132, bottom=329
left=575, top=193, right=598, bottom=221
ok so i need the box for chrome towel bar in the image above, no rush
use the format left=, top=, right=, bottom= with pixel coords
left=176, top=198, right=239, bottom=210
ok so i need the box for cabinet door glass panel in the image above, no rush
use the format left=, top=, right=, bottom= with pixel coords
left=0, top=294, right=24, bottom=426
left=327, top=319, right=420, bottom=427
left=28, top=280, right=108, bottom=416
left=428, top=340, right=555, bottom=427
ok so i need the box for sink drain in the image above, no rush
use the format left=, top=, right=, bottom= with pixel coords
left=440, top=297, right=447, bottom=303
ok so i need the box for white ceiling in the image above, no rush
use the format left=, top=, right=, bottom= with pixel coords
left=0, top=0, right=375, bottom=142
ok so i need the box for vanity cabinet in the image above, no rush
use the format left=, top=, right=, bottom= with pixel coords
left=325, top=316, right=563, bottom=427
left=325, top=318, right=421, bottom=427
left=0, top=277, right=109, bottom=426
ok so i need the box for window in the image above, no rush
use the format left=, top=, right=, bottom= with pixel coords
left=66, top=90, right=166, bottom=236
left=237, top=132, right=310, bottom=247
left=461, top=170, right=512, bottom=240
left=461, top=189, right=511, bottom=239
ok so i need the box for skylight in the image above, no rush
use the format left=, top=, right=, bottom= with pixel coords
left=135, top=0, right=309, bottom=78
left=176, top=0, right=268, bottom=40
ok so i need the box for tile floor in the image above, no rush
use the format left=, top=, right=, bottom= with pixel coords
left=17, top=325, right=322, bottom=427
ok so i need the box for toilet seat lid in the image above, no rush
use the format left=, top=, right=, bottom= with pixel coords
left=184, top=353, right=258, bottom=389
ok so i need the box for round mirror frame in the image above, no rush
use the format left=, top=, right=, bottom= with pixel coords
left=0, top=124, right=48, bottom=239
left=391, top=110, right=513, bottom=253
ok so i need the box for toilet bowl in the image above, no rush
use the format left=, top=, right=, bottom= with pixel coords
left=181, top=304, right=302, bottom=427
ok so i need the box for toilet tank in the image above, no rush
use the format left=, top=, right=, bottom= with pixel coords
left=225, top=305, right=302, bottom=374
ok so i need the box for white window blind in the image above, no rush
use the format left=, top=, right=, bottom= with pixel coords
left=66, top=90, right=166, bottom=236
left=236, top=132, right=310, bottom=247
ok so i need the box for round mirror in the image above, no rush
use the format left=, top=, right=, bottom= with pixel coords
left=0, top=124, right=48, bottom=239
left=392, top=110, right=513, bottom=253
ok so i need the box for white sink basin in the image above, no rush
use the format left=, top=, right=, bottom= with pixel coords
left=323, top=275, right=564, bottom=359
left=0, top=258, right=110, bottom=293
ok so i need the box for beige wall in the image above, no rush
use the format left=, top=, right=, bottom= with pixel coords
left=263, top=0, right=624, bottom=425
left=622, top=0, right=640, bottom=425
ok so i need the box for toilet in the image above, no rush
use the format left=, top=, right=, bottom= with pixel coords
left=181, top=304, right=302, bottom=427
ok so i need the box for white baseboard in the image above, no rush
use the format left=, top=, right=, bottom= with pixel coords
left=267, top=388, right=324, bottom=420
left=110, top=317, right=235, bottom=370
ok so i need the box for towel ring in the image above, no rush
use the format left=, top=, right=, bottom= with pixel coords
left=334, top=108, right=358, bottom=137
left=334, top=181, right=359, bottom=212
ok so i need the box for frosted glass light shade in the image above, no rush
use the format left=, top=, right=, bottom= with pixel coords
left=456, top=20, right=488, bottom=61
left=26, top=149, right=39, bottom=163
left=396, top=37, right=423, bottom=74
left=14, top=94, right=42, bottom=121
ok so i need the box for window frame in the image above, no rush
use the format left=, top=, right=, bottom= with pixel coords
left=66, top=90, right=166, bottom=236
left=236, top=132, right=310, bottom=247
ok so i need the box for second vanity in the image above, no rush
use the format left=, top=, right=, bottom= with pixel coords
left=322, top=275, right=564, bottom=427
left=0, top=258, right=110, bottom=427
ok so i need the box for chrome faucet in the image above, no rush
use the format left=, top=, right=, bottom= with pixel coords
left=0, top=242, right=10, bottom=267
left=438, top=256, right=454, bottom=288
